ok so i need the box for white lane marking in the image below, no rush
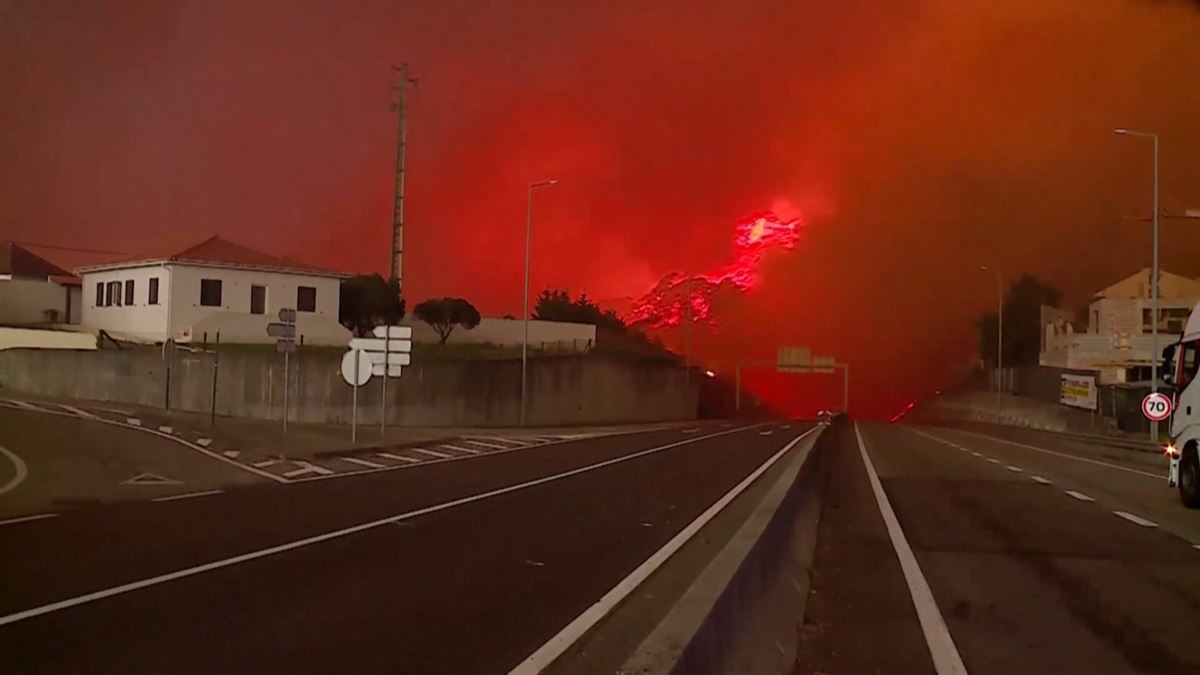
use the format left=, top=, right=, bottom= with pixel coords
left=474, top=436, right=531, bottom=446
left=855, top=424, right=968, bottom=675
left=682, top=428, right=702, bottom=434
left=1193, top=544, right=1200, bottom=550
left=944, top=428, right=1160, bottom=480
left=222, top=450, right=240, bottom=459
left=0, top=445, right=29, bottom=496
left=2, top=399, right=47, bottom=412
left=460, top=439, right=510, bottom=450
left=121, top=472, right=182, bottom=486
left=1113, top=511, right=1158, bottom=528
left=126, top=418, right=142, bottom=426
left=1005, top=465, right=1023, bottom=473
left=282, top=461, right=333, bottom=478
left=412, top=448, right=452, bottom=459
left=0, top=422, right=769, bottom=629
left=152, top=489, right=224, bottom=503
left=510, top=426, right=820, bottom=674
left=157, top=425, right=174, bottom=434
left=440, top=444, right=481, bottom=455
left=0, top=512, right=58, bottom=527
left=781, top=425, right=791, bottom=430
left=1065, top=490, right=1094, bottom=502
left=986, top=458, right=1000, bottom=464
left=759, top=430, right=774, bottom=436
left=377, top=452, right=421, bottom=464
left=340, top=456, right=386, bottom=469
left=195, top=438, right=213, bottom=448
left=1030, top=475, right=1053, bottom=485
left=253, top=460, right=280, bottom=468
left=58, top=404, right=98, bottom=419
left=971, top=452, right=982, bottom=458
left=721, top=423, right=733, bottom=428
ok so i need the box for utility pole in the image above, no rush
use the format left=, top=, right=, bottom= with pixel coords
left=390, top=63, right=418, bottom=290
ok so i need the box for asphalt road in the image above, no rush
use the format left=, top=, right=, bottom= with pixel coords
left=0, top=419, right=811, bottom=674
left=799, top=420, right=1200, bottom=675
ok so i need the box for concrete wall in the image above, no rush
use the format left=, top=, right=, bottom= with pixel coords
left=0, top=278, right=74, bottom=324
left=400, top=316, right=595, bottom=349
left=0, top=347, right=697, bottom=427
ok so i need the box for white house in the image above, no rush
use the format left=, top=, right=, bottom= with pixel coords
left=0, top=242, right=82, bottom=325
left=77, top=236, right=351, bottom=345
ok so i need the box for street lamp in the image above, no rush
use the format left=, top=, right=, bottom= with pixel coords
left=521, top=179, right=558, bottom=427
left=1114, top=128, right=1160, bottom=440
left=981, top=266, right=1003, bottom=420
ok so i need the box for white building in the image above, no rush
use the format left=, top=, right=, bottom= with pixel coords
left=1041, top=268, right=1200, bottom=383
left=0, top=242, right=82, bottom=325
left=77, top=236, right=350, bottom=345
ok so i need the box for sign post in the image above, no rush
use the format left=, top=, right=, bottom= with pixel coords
left=210, top=332, right=220, bottom=427
left=341, top=326, right=413, bottom=441
left=162, top=338, right=176, bottom=412
left=268, top=309, right=298, bottom=433
left=352, top=348, right=360, bottom=443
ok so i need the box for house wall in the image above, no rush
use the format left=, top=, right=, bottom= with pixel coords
left=80, top=266, right=171, bottom=341
left=167, top=265, right=346, bottom=345
left=0, top=278, right=74, bottom=324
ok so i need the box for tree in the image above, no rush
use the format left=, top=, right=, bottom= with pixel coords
left=533, top=288, right=625, bottom=331
left=413, top=297, right=482, bottom=344
left=977, top=273, right=1062, bottom=367
left=339, top=274, right=405, bottom=337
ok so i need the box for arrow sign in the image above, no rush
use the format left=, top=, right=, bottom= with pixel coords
left=267, top=323, right=296, bottom=339
left=373, top=325, right=413, bottom=339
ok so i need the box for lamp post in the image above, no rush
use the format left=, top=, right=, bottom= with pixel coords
left=521, top=179, right=558, bottom=427
left=982, top=266, right=1003, bottom=420
left=1114, top=128, right=1160, bottom=440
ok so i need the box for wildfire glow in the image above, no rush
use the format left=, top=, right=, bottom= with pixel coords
left=626, top=211, right=803, bottom=328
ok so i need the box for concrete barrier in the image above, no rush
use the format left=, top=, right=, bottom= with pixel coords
left=0, top=346, right=697, bottom=427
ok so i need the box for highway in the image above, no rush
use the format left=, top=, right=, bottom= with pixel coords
left=799, top=420, right=1200, bottom=675
left=0, top=417, right=814, bottom=674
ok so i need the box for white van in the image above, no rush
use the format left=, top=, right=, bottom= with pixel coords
left=1164, top=301, right=1200, bottom=507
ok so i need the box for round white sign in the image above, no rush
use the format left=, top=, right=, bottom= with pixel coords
left=340, top=349, right=372, bottom=386
left=1141, top=392, right=1173, bottom=422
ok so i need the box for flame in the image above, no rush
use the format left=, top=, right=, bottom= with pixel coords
left=626, top=211, right=803, bottom=328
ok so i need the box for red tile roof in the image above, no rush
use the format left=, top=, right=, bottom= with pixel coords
left=0, top=242, right=73, bottom=280
left=76, top=236, right=347, bottom=278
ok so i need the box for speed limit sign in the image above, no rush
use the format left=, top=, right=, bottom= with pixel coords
left=1142, top=392, right=1173, bottom=422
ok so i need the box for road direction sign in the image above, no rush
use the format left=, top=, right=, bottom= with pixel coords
left=266, top=323, right=296, bottom=338
left=777, top=346, right=811, bottom=372
left=278, top=308, right=297, bottom=323
left=1142, top=392, right=1173, bottom=422
left=341, top=348, right=372, bottom=386
left=275, top=340, right=296, bottom=354
left=373, top=325, right=413, bottom=339
left=349, top=337, right=413, bottom=353
left=812, top=355, right=836, bottom=374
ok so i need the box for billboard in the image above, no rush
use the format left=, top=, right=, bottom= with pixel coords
left=1060, top=373, right=1097, bottom=410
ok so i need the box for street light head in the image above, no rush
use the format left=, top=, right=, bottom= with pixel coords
left=980, top=265, right=989, bottom=271
left=1114, top=128, right=1129, bottom=135
left=531, top=179, right=558, bottom=189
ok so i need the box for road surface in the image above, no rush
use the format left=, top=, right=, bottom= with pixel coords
left=799, top=420, right=1200, bottom=675
left=0, top=418, right=812, bottom=673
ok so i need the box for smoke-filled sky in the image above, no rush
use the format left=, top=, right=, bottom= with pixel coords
left=3, top=1, right=1200, bottom=417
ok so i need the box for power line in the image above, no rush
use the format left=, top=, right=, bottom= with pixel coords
left=7, top=240, right=132, bottom=256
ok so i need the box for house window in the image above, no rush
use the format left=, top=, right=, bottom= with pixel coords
left=124, top=280, right=135, bottom=306
left=200, top=279, right=223, bottom=307
left=148, top=278, right=159, bottom=305
left=297, top=286, right=316, bottom=312
left=95, top=282, right=104, bottom=307
left=250, top=285, right=266, bottom=315
left=106, top=281, right=120, bottom=306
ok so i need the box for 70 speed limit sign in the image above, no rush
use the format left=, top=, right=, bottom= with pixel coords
left=1142, top=392, right=1173, bottom=422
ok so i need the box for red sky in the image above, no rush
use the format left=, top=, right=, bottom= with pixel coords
left=3, top=1, right=1200, bottom=417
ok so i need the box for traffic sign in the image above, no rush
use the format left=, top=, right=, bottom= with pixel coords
left=372, top=325, right=413, bottom=340
left=278, top=308, right=297, bottom=323
left=340, top=349, right=372, bottom=386
left=275, top=340, right=296, bottom=354
left=777, top=346, right=811, bottom=373
left=1142, top=392, right=1173, bottom=422
left=349, top=337, right=413, bottom=353
left=266, top=323, right=296, bottom=339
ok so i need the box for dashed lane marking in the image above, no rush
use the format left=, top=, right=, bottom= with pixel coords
left=1065, top=490, right=1094, bottom=502
left=1006, top=465, right=1023, bottom=473
left=195, top=438, right=212, bottom=448
left=971, top=452, right=982, bottom=457
left=440, top=444, right=481, bottom=455
left=0, top=512, right=57, bottom=527
left=377, top=452, right=420, bottom=464
left=460, top=439, right=511, bottom=450
left=1113, top=511, right=1158, bottom=528
left=222, top=450, right=240, bottom=459
left=986, top=458, right=1001, bottom=464
left=157, top=426, right=174, bottom=434
left=126, top=418, right=141, bottom=426
left=282, top=461, right=334, bottom=478
left=943, top=428, right=1161, bottom=480
left=1030, top=475, right=1053, bottom=485
left=682, top=428, right=701, bottom=434
left=340, top=457, right=386, bottom=469
left=0, top=422, right=772, bottom=629
left=152, top=489, right=224, bottom=503
left=760, top=430, right=774, bottom=436
left=412, top=448, right=452, bottom=459
left=473, top=436, right=531, bottom=446
left=855, top=424, right=968, bottom=675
